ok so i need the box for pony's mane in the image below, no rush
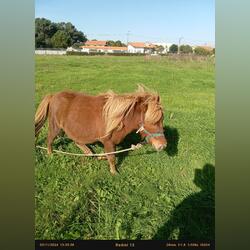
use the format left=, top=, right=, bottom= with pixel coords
left=102, top=86, right=163, bottom=136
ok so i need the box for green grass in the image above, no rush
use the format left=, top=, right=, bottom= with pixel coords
left=35, top=55, right=215, bottom=240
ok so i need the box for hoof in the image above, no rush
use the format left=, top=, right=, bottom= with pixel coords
left=110, top=169, right=118, bottom=175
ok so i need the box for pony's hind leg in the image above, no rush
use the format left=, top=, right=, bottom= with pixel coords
left=76, top=143, right=93, bottom=155
left=76, top=143, right=93, bottom=163
left=76, top=143, right=107, bottom=160
left=47, top=118, right=60, bottom=155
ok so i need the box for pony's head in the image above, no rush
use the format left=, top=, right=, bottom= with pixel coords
left=102, top=85, right=167, bottom=151
left=137, top=93, right=167, bottom=151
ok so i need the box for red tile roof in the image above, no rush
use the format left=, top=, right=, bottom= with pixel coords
left=85, top=40, right=107, bottom=46
left=81, top=46, right=127, bottom=51
left=128, top=42, right=156, bottom=48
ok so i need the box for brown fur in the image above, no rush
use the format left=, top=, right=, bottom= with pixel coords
left=35, top=87, right=167, bottom=174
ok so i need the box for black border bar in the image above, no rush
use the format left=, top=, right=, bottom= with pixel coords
left=35, top=240, right=214, bottom=250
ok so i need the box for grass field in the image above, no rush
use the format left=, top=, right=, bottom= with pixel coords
left=35, top=55, right=215, bottom=240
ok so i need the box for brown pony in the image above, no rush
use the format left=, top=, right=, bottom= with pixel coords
left=35, top=87, right=167, bottom=174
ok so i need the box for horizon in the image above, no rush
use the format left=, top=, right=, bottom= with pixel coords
left=35, top=0, right=215, bottom=47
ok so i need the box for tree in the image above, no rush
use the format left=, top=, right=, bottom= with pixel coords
left=106, top=40, right=115, bottom=46
left=72, top=42, right=85, bottom=49
left=51, top=30, right=71, bottom=48
left=35, top=18, right=57, bottom=48
left=56, top=22, right=86, bottom=45
left=116, top=40, right=126, bottom=47
left=155, top=45, right=165, bottom=54
left=35, top=18, right=87, bottom=48
left=180, top=44, right=193, bottom=54
left=106, top=40, right=126, bottom=47
left=169, top=44, right=178, bottom=53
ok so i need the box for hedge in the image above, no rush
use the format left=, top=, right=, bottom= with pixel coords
left=66, top=51, right=147, bottom=56
left=66, top=51, right=105, bottom=56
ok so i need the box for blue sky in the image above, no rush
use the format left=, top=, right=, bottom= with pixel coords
left=35, top=0, right=214, bottom=46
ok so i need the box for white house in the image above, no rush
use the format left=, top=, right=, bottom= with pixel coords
left=127, top=42, right=156, bottom=54
left=66, top=47, right=82, bottom=52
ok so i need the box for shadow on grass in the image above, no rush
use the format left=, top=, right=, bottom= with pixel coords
left=164, top=126, right=179, bottom=157
left=36, top=131, right=72, bottom=149
left=152, top=164, right=215, bottom=240
left=116, top=131, right=143, bottom=166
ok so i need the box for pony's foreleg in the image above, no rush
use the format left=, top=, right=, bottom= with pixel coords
left=103, top=142, right=117, bottom=175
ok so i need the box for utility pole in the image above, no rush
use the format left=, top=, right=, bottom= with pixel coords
left=178, top=36, right=184, bottom=54
left=126, top=31, right=130, bottom=45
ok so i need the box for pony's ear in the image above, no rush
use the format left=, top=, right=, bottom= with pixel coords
left=156, top=95, right=160, bottom=102
left=137, top=96, right=148, bottom=112
left=137, top=84, right=145, bottom=92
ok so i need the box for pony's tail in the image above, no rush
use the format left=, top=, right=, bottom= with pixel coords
left=35, top=94, right=53, bottom=137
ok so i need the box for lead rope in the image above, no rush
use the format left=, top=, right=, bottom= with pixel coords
left=35, top=143, right=144, bottom=157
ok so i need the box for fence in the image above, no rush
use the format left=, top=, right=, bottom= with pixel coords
left=35, top=49, right=66, bottom=55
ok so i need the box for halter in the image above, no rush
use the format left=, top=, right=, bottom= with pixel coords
left=136, top=124, right=165, bottom=143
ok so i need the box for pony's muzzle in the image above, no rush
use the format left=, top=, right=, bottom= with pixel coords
left=155, top=144, right=167, bottom=151
left=151, top=138, right=167, bottom=151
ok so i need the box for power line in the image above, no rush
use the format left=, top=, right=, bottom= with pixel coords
left=126, top=31, right=131, bottom=45
left=178, top=37, right=184, bottom=54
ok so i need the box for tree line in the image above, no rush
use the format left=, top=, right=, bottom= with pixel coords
left=35, top=18, right=127, bottom=49
left=35, top=18, right=87, bottom=48
left=169, top=44, right=214, bottom=55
